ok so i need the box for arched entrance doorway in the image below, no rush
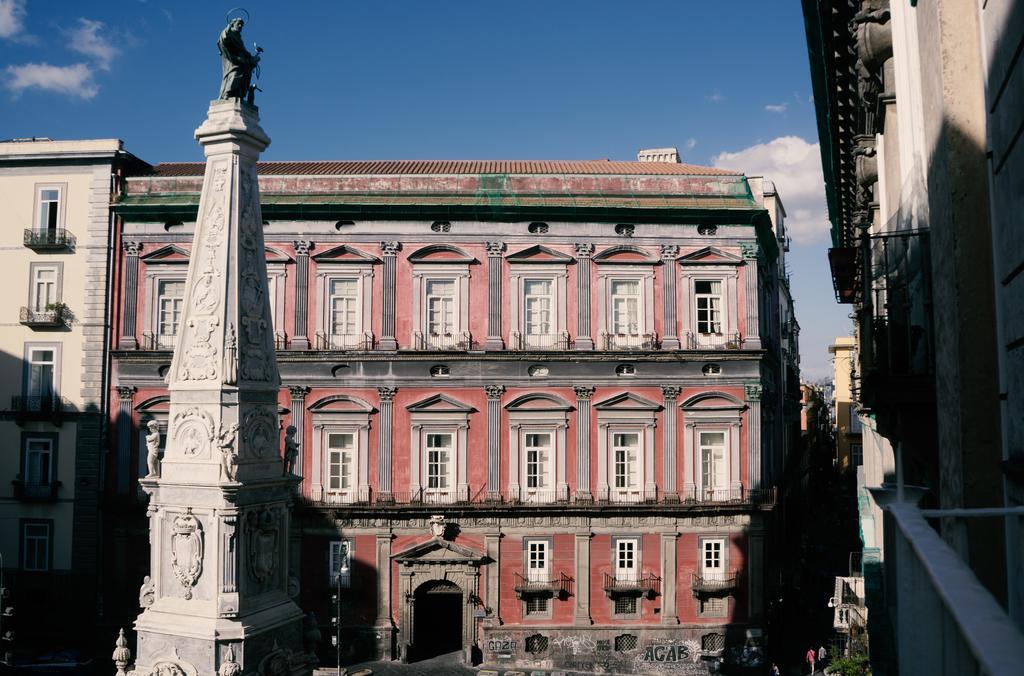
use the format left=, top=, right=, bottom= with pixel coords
left=412, top=579, right=463, bottom=661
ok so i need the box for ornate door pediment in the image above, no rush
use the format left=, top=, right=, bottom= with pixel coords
left=392, top=536, right=485, bottom=566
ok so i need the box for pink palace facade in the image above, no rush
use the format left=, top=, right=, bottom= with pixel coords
left=104, top=156, right=799, bottom=674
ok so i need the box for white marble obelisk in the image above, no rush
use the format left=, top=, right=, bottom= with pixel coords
left=132, top=99, right=309, bottom=676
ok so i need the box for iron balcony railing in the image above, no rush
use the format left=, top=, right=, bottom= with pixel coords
left=19, top=306, right=67, bottom=328
left=685, top=331, right=742, bottom=350
left=510, top=331, right=571, bottom=350
left=23, top=228, right=75, bottom=250
left=274, top=332, right=287, bottom=350
left=314, top=331, right=374, bottom=351
left=603, top=572, right=661, bottom=596
left=513, top=572, right=573, bottom=599
left=11, top=479, right=61, bottom=502
left=413, top=331, right=473, bottom=351
left=860, top=229, right=934, bottom=380
left=11, top=395, right=68, bottom=426
left=601, top=332, right=658, bottom=350
left=691, top=571, right=739, bottom=594
left=140, top=332, right=176, bottom=350
left=504, top=488, right=570, bottom=504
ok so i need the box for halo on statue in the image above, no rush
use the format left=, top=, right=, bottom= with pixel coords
left=225, top=7, right=250, bottom=25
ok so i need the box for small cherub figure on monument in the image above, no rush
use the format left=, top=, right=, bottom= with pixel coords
left=217, top=10, right=263, bottom=102
left=283, top=425, right=299, bottom=476
left=218, top=422, right=241, bottom=482
left=144, top=420, right=161, bottom=478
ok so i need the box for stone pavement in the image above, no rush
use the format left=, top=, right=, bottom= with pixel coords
left=339, top=651, right=476, bottom=675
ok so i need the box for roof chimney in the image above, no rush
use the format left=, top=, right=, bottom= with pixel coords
left=637, top=147, right=679, bottom=163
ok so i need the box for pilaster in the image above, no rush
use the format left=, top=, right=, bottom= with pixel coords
left=291, top=240, right=313, bottom=349
left=379, top=241, right=400, bottom=350
left=115, top=386, right=136, bottom=496
left=378, top=387, right=397, bottom=499
left=486, top=385, right=505, bottom=500
left=574, top=531, right=592, bottom=625
left=746, top=383, right=763, bottom=491
left=660, top=532, right=679, bottom=624
left=683, top=422, right=696, bottom=498
left=120, top=242, right=142, bottom=349
left=485, top=242, right=505, bottom=350
left=660, top=245, right=680, bottom=349
left=741, top=242, right=762, bottom=349
left=484, top=532, right=501, bottom=626
left=573, top=243, right=595, bottom=350
left=662, top=386, right=681, bottom=500
left=574, top=386, right=594, bottom=500
left=288, top=385, right=309, bottom=479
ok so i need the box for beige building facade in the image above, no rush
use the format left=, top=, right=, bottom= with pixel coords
left=0, top=138, right=145, bottom=645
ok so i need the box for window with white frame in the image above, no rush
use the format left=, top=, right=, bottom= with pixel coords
left=329, top=539, right=352, bottom=588
left=329, top=278, right=359, bottom=337
left=24, top=437, right=53, bottom=486
left=612, top=432, right=641, bottom=491
left=610, top=280, right=641, bottom=336
left=526, top=539, right=549, bottom=582
left=37, top=187, right=61, bottom=233
left=616, top=538, right=639, bottom=581
left=695, top=280, right=723, bottom=334
left=701, top=538, right=725, bottom=581
left=523, top=279, right=553, bottom=337
left=30, top=265, right=60, bottom=311
left=425, top=279, right=456, bottom=336
left=156, top=279, right=185, bottom=347
left=524, top=432, right=553, bottom=492
left=314, top=256, right=375, bottom=350
left=326, top=432, right=356, bottom=498
left=26, top=346, right=56, bottom=401
left=22, top=522, right=50, bottom=571
left=699, top=431, right=728, bottom=498
left=425, top=432, right=453, bottom=492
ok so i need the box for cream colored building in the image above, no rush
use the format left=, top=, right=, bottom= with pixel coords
left=0, top=138, right=145, bottom=638
left=828, top=336, right=860, bottom=473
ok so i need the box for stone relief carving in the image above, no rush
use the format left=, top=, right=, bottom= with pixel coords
left=179, top=316, right=220, bottom=381
left=145, top=420, right=162, bottom=477
left=429, top=514, right=447, bottom=539
left=241, top=407, right=277, bottom=458
left=218, top=646, right=241, bottom=676
left=223, top=322, right=238, bottom=385
left=217, top=422, right=240, bottom=481
left=283, top=425, right=299, bottom=476
left=247, top=508, right=279, bottom=583
left=139, top=575, right=155, bottom=608
left=170, top=510, right=203, bottom=600
left=171, top=407, right=215, bottom=458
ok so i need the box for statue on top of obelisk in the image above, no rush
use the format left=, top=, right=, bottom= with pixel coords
left=116, top=14, right=312, bottom=676
left=218, top=9, right=264, bottom=103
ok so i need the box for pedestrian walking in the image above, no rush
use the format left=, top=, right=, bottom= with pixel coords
left=806, top=646, right=817, bottom=674
left=771, top=663, right=781, bottom=676
left=818, top=645, right=827, bottom=667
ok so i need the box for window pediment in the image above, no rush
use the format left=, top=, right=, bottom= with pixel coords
left=505, top=393, right=573, bottom=412
left=593, top=245, right=659, bottom=265
left=392, top=537, right=485, bottom=563
left=406, top=393, right=476, bottom=414
left=134, top=394, right=171, bottom=413
left=264, top=246, right=294, bottom=263
left=312, top=244, right=381, bottom=264
left=140, top=244, right=190, bottom=264
left=407, top=244, right=477, bottom=264
left=680, top=391, right=745, bottom=411
left=309, top=394, right=376, bottom=414
left=506, top=245, right=574, bottom=264
left=678, top=246, right=743, bottom=266
left=594, top=392, right=662, bottom=411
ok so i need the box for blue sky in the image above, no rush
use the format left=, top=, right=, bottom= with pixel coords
left=0, top=0, right=850, bottom=378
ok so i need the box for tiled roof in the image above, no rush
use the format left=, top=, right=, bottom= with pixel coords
left=142, top=159, right=740, bottom=177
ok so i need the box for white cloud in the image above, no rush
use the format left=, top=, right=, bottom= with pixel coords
left=0, top=0, right=27, bottom=40
left=4, top=62, right=99, bottom=99
left=706, top=90, right=725, bottom=104
left=712, top=136, right=829, bottom=245
left=68, top=18, right=118, bottom=70
left=684, top=137, right=697, bottom=151
left=765, top=103, right=788, bottom=114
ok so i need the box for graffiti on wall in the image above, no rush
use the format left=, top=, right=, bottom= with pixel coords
left=633, top=640, right=705, bottom=674
left=551, top=634, right=597, bottom=655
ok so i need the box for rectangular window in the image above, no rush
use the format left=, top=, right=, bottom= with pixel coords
left=525, top=595, right=549, bottom=615
left=157, top=279, right=185, bottom=345
left=425, top=432, right=452, bottom=491
left=425, top=280, right=456, bottom=335
left=329, top=539, right=352, bottom=587
left=615, top=538, right=638, bottom=582
left=27, top=347, right=56, bottom=401
left=523, top=279, right=552, bottom=336
left=610, top=280, right=641, bottom=335
left=851, top=443, right=863, bottom=466
left=699, top=431, right=728, bottom=497
left=22, top=522, right=50, bottom=571
left=702, top=538, right=725, bottom=581
left=329, top=278, right=359, bottom=336
left=612, top=432, right=640, bottom=490
left=326, top=432, right=355, bottom=493
left=31, top=266, right=59, bottom=311
left=700, top=596, right=727, bottom=617
left=695, top=280, right=723, bottom=334
left=614, top=596, right=637, bottom=615
left=524, top=432, right=552, bottom=490
left=526, top=539, right=549, bottom=582
left=25, top=438, right=53, bottom=485
left=38, top=188, right=60, bottom=233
